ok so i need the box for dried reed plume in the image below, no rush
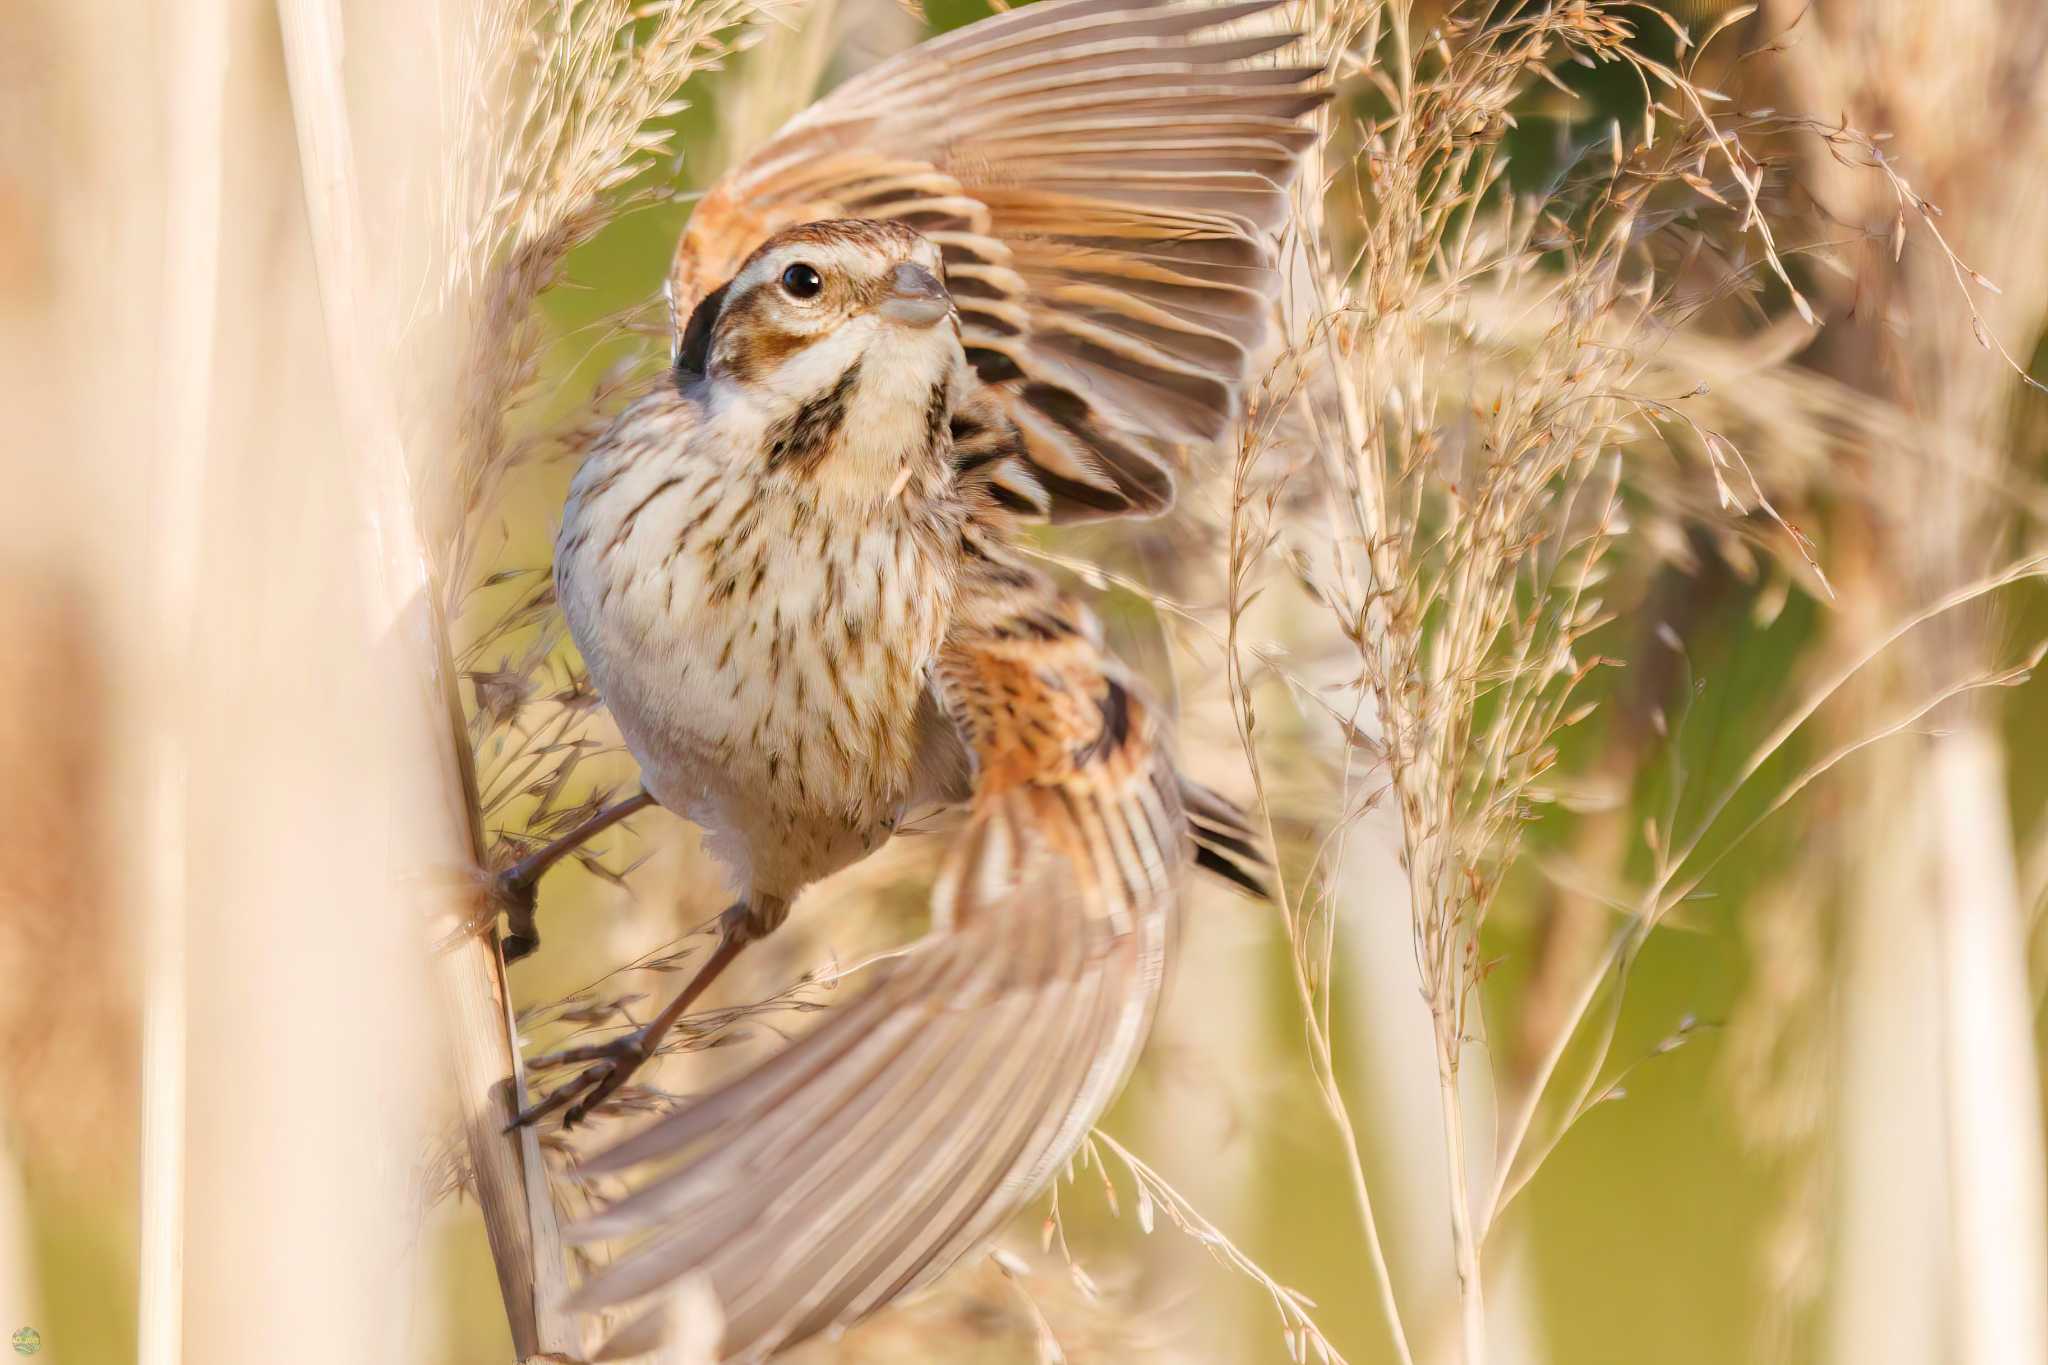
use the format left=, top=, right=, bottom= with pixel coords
left=438, top=0, right=779, bottom=597
left=1220, top=3, right=2048, bottom=1362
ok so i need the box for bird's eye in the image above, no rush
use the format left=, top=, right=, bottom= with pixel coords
left=780, top=263, right=823, bottom=299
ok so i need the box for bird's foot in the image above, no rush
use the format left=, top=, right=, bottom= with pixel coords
left=487, top=858, right=544, bottom=963
left=485, top=789, right=660, bottom=964
left=509, top=1028, right=657, bottom=1131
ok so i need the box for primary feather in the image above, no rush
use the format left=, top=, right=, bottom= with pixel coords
left=573, top=546, right=1190, bottom=1363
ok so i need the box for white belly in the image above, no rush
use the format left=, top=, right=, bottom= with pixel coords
left=555, top=403, right=955, bottom=900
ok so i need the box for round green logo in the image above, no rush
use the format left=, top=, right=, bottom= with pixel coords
left=9, top=1328, right=37, bottom=1356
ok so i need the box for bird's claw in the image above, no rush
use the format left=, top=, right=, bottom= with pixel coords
left=488, top=862, right=543, bottom=963
left=508, top=1031, right=653, bottom=1131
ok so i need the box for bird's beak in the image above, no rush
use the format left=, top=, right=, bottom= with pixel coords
left=878, top=262, right=950, bottom=328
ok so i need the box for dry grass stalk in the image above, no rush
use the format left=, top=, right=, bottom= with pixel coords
left=139, top=1, right=229, bottom=1359
left=1086, top=1134, right=1344, bottom=1365
left=1220, top=3, right=2048, bottom=1361
left=413, top=1, right=779, bottom=1356
left=36, top=0, right=470, bottom=1358
left=275, top=0, right=576, bottom=1353
left=1740, top=3, right=2048, bottom=1358
left=1252, top=7, right=1791, bottom=1355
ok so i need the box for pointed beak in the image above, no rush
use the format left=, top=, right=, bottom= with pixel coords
left=878, top=262, right=950, bottom=328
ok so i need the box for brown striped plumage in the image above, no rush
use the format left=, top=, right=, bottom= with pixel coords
left=665, top=0, right=1325, bottom=520
left=568, top=549, right=1192, bottom=1357
left=515, top=1, right=1320, bottom=1357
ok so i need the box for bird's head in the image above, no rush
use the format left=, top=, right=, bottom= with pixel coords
left=674, top=218, right=959, bottom=407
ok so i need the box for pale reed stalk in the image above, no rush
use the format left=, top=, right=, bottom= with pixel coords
left=138, top=14, right=446, bottom=1363
left=273, top=0, right=573, bottom=1357
left=1929, top=729, right=2047, bottom=1365
left=1749, top=6, right=2048, bottom=1357
left=130, top=0, right=451, bottom=1361
left=139, top=0, right=228, bottom=1359
left=1226, top=409, right=1416, bottom=1365
left=1257, top=9, right=1999, bottom=1364
left=1333, top=822, right=1517, bottom=1364
left=1827, top=739, right=1947, bottom=1365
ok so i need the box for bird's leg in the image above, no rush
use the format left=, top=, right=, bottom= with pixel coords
left=491, top=788, right=656, bottom=961
left=511, top=896, right=788, bottom=1130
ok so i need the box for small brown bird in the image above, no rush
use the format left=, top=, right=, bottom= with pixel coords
left=495, top=0, right=1323, bottom=1355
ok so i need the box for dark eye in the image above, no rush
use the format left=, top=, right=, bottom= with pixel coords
left=780, top=263, right=823, bottom=299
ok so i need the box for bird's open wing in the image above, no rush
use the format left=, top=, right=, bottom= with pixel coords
left=669, top=0, right=1326, bottom=519
left=566, top=567, right=1187, bottom=1361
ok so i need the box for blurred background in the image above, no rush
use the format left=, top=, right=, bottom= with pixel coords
left=3, top=1, right=2045, bottom=1362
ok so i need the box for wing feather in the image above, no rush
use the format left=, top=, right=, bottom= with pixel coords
left=570, top=561, right=1191, bottom=1360
left=668, top=0, right=1327, bottom=518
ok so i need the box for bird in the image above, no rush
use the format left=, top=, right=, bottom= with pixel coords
left=490, top=0, right=1324, bottom=1356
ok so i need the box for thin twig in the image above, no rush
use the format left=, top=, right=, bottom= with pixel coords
left=1225, top=385, right=1417, bottom=1365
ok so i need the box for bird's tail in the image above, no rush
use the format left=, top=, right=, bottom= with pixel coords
left=1179, top=774, right=1273, bottom=900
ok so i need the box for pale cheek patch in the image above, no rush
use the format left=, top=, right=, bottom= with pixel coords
left=761, top=318, right=873, bottom=401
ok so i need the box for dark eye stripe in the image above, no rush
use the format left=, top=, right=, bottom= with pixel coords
left=735, top=325, right=819, bottom=383
left=714, top=283, right=823, bottom=384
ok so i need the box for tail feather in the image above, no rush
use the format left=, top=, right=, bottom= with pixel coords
left=1180, top=775, right=1273, bottom=899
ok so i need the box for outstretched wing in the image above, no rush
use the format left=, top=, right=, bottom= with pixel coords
left=671, top=0, right=1326, bottom=519
left=566, top=563, right=1189, bottom=1361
